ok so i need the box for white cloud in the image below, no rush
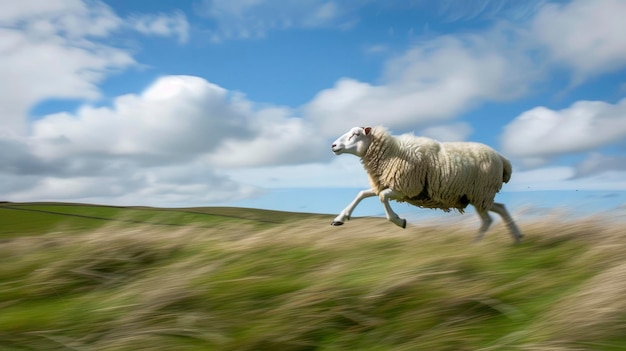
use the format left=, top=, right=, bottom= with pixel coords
left=27, top=76, right=328, bottom=167
left=305, top=34, right=534, bottom=137
left=1, top=75, right=331, bottom=204
left=0, top=0, right=192, bottom=135
left=30, top=76, right=253, bottom=160
left=531, top=0, right=626, bottom=82
left=207, top=107, right=328, bottom=168
left=1, top=127, right=264, bottom=206
left=501, top=98, right=626, bottom=165
left=0, top=2, right=133, bottom=134
left=128, top=11, right=190, bottom=43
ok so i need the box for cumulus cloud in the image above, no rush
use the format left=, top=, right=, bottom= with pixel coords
left=305, top=34, right=534, bottom=137
left=501, top=98, right=626, bottom=166
left=25, top=76, right=328, bottom=169
left=1, top=75, right=329, bottom=204
left=30, top=76, right=253, bottom=161
left=0, top=1, right=240, bottom=205
left=361, top=0, right=622, bottom=83
left=1, top=128, right=263, bottom=205
left=0, top=0, right=191, bottom=135
left=531, top=0, right=626, bottom=81
left=206, top=107, right=328, bottom=168
left=0, top=11, right=133, bottom=134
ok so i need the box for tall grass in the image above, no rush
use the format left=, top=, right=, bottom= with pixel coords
left=1, top=210, right=625, bottom=350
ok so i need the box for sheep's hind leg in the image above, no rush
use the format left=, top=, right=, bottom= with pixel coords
left=474, top=210, right=493, bottom=242
left=379, top=188, right=407, bottom=228
left=490, top=202, right=522, bottom=243
left=332, top=188, right=376, bottom=226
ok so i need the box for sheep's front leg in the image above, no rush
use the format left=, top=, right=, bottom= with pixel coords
left=331, top=188, right=376, bottom=226
left=379, top=188, right=407, bottom=228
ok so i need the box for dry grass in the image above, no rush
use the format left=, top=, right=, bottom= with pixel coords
left=1, top=211, right=625, bottom=350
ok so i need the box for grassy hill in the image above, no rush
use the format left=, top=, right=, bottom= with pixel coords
left=1, top=202, right=625, bottom=350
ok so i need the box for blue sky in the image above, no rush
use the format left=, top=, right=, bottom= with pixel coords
left=1, top=0, right=625, bottom=218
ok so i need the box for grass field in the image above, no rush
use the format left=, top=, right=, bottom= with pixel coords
left=1, top=202, right=625, bottom=350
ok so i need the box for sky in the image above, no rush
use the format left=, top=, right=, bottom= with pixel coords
left=1, top=0, right=626, bottom=218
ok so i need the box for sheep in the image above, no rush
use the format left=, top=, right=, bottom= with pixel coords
left=330, top=126, right=522, bottom=243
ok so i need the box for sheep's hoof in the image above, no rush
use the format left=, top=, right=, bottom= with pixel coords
left=402, top=219, right=407, bottom=229
left=331, top=221, right=344, bottom=226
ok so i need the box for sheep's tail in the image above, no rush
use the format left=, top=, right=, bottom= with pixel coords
left=501, top=155, right=512, bottom=183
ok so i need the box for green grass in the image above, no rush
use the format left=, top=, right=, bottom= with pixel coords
left=0, top=202, right=326, bottom=237
left=1, top=202, right=625, bottom=350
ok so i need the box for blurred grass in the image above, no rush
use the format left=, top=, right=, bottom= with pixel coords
left=1, top=202, right=625, bottom=350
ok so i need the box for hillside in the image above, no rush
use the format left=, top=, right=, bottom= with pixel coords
left=1, top=202, right=625, bottom=350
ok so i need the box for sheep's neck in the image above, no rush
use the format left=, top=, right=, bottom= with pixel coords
left=361, top=129, right=402, bottom=194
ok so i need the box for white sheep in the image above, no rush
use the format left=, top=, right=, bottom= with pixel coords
left=330, top=126, right=522, bottom=243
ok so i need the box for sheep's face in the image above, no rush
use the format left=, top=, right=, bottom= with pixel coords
left=331, top=127, right=372, bottom=157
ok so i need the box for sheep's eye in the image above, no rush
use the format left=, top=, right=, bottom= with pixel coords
left=348, top=132, right=359, bottom=141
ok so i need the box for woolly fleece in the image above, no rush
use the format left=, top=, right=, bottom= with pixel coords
left=361, top=126, right=512, bottom=213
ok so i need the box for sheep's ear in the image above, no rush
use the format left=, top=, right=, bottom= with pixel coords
left=363, top=127, right=372, bottom=135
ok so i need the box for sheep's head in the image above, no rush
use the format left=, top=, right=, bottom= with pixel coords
left=331, top=126, right=372, bottom=157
